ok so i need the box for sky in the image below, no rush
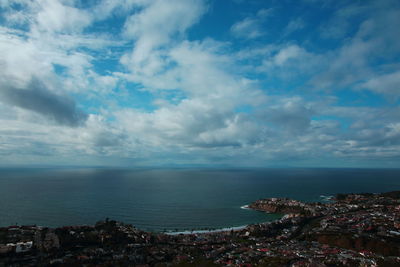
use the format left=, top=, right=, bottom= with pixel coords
left=0, top=0, right=400, bottom=168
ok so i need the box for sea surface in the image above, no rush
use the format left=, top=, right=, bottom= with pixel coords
left=0, top=168, right=399, bottom=232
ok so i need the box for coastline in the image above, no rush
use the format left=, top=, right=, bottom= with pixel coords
left=165, top=203, right=274, bottom=235
left=2, top=191, right=400, bottom=266
left=165, top=204, right=252, bottom=235
left=164, top=225, right=248, bottom=235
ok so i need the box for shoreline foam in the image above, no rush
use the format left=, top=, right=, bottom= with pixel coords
left=164, top=225, right=248, bottom=235
left=165, top=204, right=255, bottom=235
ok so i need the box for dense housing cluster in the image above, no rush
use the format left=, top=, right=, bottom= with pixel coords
left=1, top=191, right=399, bottom=266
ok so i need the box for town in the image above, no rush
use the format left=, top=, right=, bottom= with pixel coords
left=1, top=191, right=399, bottom=266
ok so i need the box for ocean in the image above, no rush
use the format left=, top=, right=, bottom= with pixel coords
left=0, top=168, right=399, bottom=232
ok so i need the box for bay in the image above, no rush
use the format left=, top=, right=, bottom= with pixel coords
left=0, top=168, right=399, bottom=232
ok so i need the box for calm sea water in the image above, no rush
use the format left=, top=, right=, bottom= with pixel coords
left=0, top=168, right=399, bottom=231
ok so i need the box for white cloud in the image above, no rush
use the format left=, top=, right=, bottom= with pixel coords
left=0, top=0, right=127, bottom=101
left=34, top=0, right=92, bottom=33
left=91, top=0, right=146, bottom=21
left=312, top=1, right=400, bottom=90
left=255, top=44, right=322, bottom=82
left=122, top=0, right=206, bottom=70
left=361, top=71, right=400, bottom=98
left=273, top=45, right=304, bottom=66
left=230, top=8, right=272, bottom=39
left=231, top=18, right=262, bottom=39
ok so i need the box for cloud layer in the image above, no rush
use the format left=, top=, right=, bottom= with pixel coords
left=0, top=0, right=399, bottom=167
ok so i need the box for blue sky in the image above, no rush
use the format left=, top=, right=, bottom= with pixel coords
left=0, top=0, right=400, bottom=167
